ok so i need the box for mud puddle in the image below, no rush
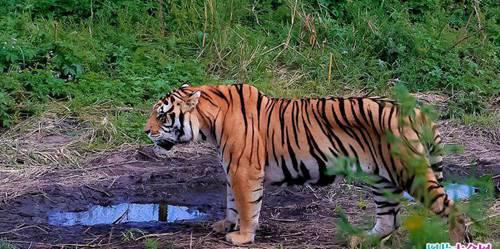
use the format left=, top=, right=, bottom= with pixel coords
left=0, top=146, right=331, bottom=248
left=48, top=202, right=206, bottom=226
left=403, top=183, right=479, bottom=201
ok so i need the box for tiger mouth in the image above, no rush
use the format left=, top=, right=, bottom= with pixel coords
left=157, top=140, right=175, bottom=150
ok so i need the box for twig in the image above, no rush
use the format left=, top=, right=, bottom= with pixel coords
left=107, top=176, right=119, bottom=189
left=112, top=209, right=128, bottom=224
left=84, top=184, right=112, bottom=197
left=158, top=0, right=165, bottom=36
left=133, top=232, right=179, bottom=241
left=0, top=225, right=48, bottom=235
left=282, top=231, right=304, bottom=237
left=189, top=231, right=193, bottom=249
left=108, top=227, right=113, bottom=245
left=5, top=240, right=113, bottom=248
left=269, top=218, right=298, bottom=222
left=328, top=53, right=333, bottom=83
left=466, top=212, right=500, bottom=227
left=274, top=0, right=298, bottom=60
left=137, top=150, right=158, bottom=161
left=284, top=0, right=298, bottom=49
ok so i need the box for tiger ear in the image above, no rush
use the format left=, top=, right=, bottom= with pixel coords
left=183, top=91, right=201, bottom=111
left=181, top=83, right=190, bottom=88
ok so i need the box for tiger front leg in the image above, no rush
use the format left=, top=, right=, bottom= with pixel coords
left=224, top=168, right=264, bottom=245
left=213, top=184, right=238, bottom=234
left=350, top=178, right=402, bottom=248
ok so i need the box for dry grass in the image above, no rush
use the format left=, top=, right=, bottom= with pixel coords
left=0, top=102, right=142, bottom=170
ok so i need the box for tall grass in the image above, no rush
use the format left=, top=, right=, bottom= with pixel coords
left=0, top=0, right=498, bottom=140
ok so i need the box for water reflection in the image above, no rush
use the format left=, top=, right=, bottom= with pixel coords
left=403, top=183, right=478, bottom=201
left=48, top=202, right=205, bottom=226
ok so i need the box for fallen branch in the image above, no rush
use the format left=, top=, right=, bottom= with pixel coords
left=84, top=184, right=112, bottom=197
left=133, top=231, right=180, bottom=241
left=269, top=218, right=298, bottom=222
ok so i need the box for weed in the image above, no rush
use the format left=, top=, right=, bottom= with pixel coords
left=0, top=240, right=15, bottom=249
left=144, top=239, right=158, bottom=249
left=121, top=228, right=146, bottom=241
left=462, top=113, right=500, bottom=128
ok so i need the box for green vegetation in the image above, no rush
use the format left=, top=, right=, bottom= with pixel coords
left=0, top=0, right=498, bottom=146
left=328, top=89, right=497, bottom=248
left=0, top=240, right=15, bottom=249
left=462, top=112, right=500, bottom=128
left=145, top=238, right=159, bottom=249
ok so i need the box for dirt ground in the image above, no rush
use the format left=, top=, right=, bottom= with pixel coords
left=1, top=143, right=372, bottom=249
left=0, top=108, right=498, bottom=248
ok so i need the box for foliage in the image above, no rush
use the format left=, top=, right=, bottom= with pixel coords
left=0, top=240, right=15, bottom=249
left=328, top=84, right=496, bottom=248
left=0, top=0, right=498, bottom=139
left=121, top=228, right=146, bottom=241
left=144, top=239, right=158, bottom=249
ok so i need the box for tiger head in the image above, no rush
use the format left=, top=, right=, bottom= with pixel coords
left=144, top=84, right=202, bottom=152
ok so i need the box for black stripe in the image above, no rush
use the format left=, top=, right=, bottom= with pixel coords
left=226, top=154, right=232, bottom=174
left=236, top=84, right=248, bottom=135
left=349, top=99, right=380, bottom=175
left=280, top=156, right=294, bottom=184
left=200, top=131, right=207, bottom=140
left=250, top=195, right=263, bottom=204
left=291, top=101, right=301, bottom=149
left=249, top=116, right=255, bottom=162
left=377, top=101, right=386, bottom=131
left=177, top=112, right=185, bottom=138
left=377, top=208, right=400, bottom=216
left=252, top=188, right=263, bottom=192
left=427, top=183, right=443, bottom=192
left=430, top=193, right=445, bottom=205
left=286, top=132, right=300, bottom=171
left=431, top=161, right=443, bottom=169
left=256, top=92, right=263, bottom=128
left=200, top=93, right=218, bottom=107
left=209, top=88, right=229, bottom=105
left=337, top=99, right=366, bottom=151
left=375, top=200, right=400, bottom=208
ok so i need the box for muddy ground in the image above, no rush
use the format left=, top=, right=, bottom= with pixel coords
left=0, top=144, right=368, bottom=249
left=0, top=119, right=498, bottom=249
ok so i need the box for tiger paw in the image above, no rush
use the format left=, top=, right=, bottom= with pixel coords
left=348, top=235, right=363, bottom=249
left=225, top=231, right=255, bottom=245
left=212, top=219, right=236, bottom=234
left=449, top=213, right=470, bottom=243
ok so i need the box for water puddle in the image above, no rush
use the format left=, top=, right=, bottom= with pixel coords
left=48, top=202, right=206, bottom=226
left=403, top=183, right=478, bottom=201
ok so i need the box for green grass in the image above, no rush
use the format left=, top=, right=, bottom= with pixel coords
left=462, top=112, right=500, bottom=128
left=145, top=239, right=158, bottom=249
left=0, top=240, right=15, bottom=249
left=0, top=0, right=498, bottom=146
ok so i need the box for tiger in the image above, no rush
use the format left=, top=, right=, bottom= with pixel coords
left=144, top=83, right=468, bottom=247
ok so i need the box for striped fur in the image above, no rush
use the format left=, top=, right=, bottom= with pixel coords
left=144, top=83, right=467, bottom=246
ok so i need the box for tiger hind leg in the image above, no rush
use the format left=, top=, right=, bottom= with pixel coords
left=224, top=166, right=264, bottom=245
left=369, top=180, right=402, bottom=239
left=213, top=184, right=239, bottom=234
